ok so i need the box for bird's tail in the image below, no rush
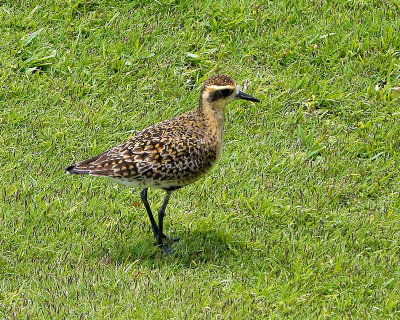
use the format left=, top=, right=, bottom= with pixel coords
left=65, top=153, right=104, bottom=175
left=65, top=164, right=90, bottom=174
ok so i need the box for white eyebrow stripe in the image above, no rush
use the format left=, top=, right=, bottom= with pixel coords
left=206, top=85, right=236, bottom=90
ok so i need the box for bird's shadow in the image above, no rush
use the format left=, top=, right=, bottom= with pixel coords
left=103, top=229, right=242, bottom=266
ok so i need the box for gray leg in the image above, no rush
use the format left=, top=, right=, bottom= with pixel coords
left=157, top=191, right=172, bottom=253
left=139, top=188, right=178, bottom=243
left=140, top=188, right=159, bottom=239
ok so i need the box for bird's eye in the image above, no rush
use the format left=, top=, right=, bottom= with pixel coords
left=221, top=89, right=232, bottom=97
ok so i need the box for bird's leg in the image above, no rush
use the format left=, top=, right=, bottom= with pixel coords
left=157, top=190, right=172, bottom=253
left=139, top=188, right=178, bottom=242
left=139, top=188, right=159, bottom=239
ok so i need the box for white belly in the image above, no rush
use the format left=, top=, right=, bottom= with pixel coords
left=106, top=177, right=186, bottom=190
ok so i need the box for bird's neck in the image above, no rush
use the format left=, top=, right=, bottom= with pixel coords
left=197, top=98, right=226, bottom=154
left=198, top=98, right=226, bottom=130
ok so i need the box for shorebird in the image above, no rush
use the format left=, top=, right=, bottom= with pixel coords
left=66, top=74, right=259, bottom=253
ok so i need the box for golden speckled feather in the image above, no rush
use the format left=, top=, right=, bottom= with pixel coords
left=68, top=110, right=218, bottom=189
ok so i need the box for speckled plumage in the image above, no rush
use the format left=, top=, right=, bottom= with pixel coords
left=67, top=110, right=218, bottom=190
left=66, top=74, right=259, bottom=252
left=201, top=74, right=236, bottom=91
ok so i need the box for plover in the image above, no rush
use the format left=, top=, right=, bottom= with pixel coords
left=66, top=74, right=259, bottom=253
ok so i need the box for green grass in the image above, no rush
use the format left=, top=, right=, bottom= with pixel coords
left=1, top=0, right=400, bottom=318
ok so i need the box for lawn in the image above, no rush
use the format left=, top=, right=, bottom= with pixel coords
left=1, top=0, right=400, bottom=318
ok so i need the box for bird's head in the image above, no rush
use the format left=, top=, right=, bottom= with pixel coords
left=199, top=74, right=260, bottom=112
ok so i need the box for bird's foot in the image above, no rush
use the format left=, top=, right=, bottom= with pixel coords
left=160, top=245, right=173, bottom=255
left=153, top=235, right=180, bottom=245
left=152, top=228, right=180, bottom=243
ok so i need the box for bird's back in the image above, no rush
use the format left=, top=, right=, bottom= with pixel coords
left=66, top=110, right=220, bottom=189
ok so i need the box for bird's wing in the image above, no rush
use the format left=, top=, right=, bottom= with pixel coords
left=66, top=138, right=153, bottom=179
left=66, top=114, right=215, bottom=182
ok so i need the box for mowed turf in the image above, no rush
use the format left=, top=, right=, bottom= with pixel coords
left=1, top=0, right=400, bottom=318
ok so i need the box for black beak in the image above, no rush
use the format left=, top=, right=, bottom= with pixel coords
left=235, top=90, right=260, bottom=102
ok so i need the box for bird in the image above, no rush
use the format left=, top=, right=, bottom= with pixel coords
left=66, top=74, right=260, bottom=253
